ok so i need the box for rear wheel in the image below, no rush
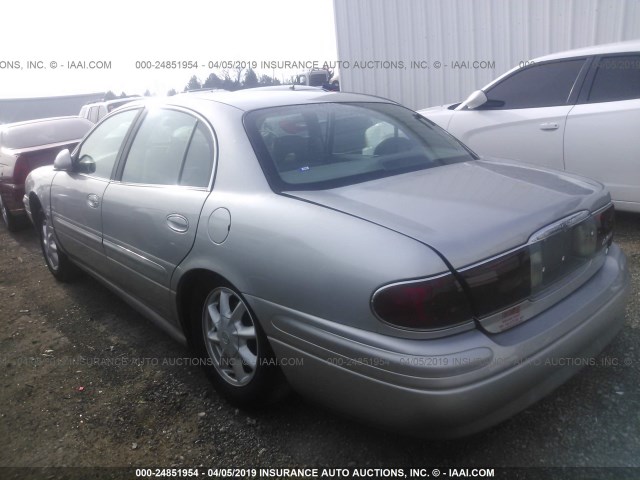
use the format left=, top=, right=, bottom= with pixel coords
left=39, top=212, right=77, bottom=281
left=190, top=280, right=288, bottom=406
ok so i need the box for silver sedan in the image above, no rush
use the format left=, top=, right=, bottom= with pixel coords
left=23, top=90, right=630, bottom=437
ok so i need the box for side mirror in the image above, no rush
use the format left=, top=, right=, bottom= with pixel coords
left=77, top=155, right=96, bottom=174
left=456, top=90, right=488, bottom=110
left=53, top=149, right=72, bottom=171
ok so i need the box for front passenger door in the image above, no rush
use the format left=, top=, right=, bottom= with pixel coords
left=51, top=109, right=140, bottom=272
left=447, top=59, right=587, bottom=170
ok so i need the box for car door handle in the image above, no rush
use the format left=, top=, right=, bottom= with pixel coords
left=166, top=214, right=189, bottom=233
left=539, top=122, right=559, bottom=131
left=87, top=194, right=100, bottom=208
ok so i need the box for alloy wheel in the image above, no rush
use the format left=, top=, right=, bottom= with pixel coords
left=202, top=287, right=258, bottom=387
left=41, top=216, right=60, bottom=271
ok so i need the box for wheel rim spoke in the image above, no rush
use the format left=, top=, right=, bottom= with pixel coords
left=207, top=303, right=221, bottom=328
left=231, top=354, right=248, bottom=382
left=230, top=301, right=247, bottom=324
left=206, top=329, right=220, bottom=344
left=219, top=290, right=231, bottom=318
left=235, top=325, right=255, bottom=339
left=238, top=345, right=257, bottom=370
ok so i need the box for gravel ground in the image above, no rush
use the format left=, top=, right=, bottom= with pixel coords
left=0, top=212, right=638, bottom=480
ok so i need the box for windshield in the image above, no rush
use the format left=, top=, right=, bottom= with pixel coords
left=244, top=102, right=477, bottom=191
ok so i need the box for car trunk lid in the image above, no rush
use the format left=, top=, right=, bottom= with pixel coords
left=287, top=159, right=610, bottom=270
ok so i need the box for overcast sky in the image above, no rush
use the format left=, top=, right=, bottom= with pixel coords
left=1, top=0, right=338, bottom=98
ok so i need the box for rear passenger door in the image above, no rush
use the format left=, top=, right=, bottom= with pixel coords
left=101, top=107, right=215, bottom=320
left=565, top=54, right=640, bottom=210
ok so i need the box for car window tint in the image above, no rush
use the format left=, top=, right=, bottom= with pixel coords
left=485, top=59, right=585, bottom=109
left=245, top=102, right=475, bottom=190
left=122, top=109, right=197, bottom=185
left=77, top=109, right=139, bottom=179
left=179, top=122, right=214, bottom=188
left=588, top=55, right=640, bottom=103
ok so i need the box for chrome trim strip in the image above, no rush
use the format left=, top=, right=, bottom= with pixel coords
left=528, top=210, right=590, bottom=243
left=103, top=239, right=166, bottom=275
left=53, top=215, right=102, bottom=245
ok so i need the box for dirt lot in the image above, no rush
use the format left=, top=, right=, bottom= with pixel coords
left=0, top=212, right=639, bottom=479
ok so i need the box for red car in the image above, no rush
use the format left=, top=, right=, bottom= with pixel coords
left=0, top=116, right=92, bottom=230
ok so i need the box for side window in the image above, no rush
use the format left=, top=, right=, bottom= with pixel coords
left=76, top=109, right=139, bottom=179
left=485, top=59, right=585, bottom=109
left=588, top=55, right=640, bottom=103
left=121, top=109, right=197, bottom=185
left=179, top=122, right=214, bottom=187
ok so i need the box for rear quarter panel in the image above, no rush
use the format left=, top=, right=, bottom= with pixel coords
left=170, top=103, right=454, bottom=335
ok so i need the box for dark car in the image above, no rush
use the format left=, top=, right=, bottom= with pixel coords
left=0, top=116, right=92, bottom=230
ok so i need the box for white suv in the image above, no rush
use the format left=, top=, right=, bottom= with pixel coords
left=79, top=97, right=143, bottom=123
left=419, top=40, right=640, bottom=213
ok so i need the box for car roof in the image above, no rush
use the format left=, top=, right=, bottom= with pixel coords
left=532, top=39, right=640, bottom=63
left=154, top=89, right=394, bottom=112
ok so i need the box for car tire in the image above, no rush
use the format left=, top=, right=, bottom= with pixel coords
left=0, top=194, right=22, bottom=232
left=38, top=211, right=77, bottom=281
left=190, top=280, right=289, bottom=407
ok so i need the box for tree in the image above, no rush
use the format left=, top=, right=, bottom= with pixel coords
left=203, top=73, right=222, bottom=89
left=167, top=88, right=177, bottom=97
left=243, top=68, right=259, bottom=89
left=119, top=91, right=127, bottom=98
left=104, top=90, right=117, bottom=101
left=220, top=70, right=239, bottom=91
left=184, top=75, right=202, bottom=92
left=143, top=89, right=151, bottom=97
left=258, top=74, right=281, bottom=87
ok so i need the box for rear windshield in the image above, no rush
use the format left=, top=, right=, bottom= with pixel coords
left=0, top=117, right=91, bottom=150
left=244, top=102, right=476, bottom=191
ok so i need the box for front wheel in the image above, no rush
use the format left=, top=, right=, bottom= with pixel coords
left=191, top=282, right=288, bottom=407
left=39, top=212, right=77, bottom=281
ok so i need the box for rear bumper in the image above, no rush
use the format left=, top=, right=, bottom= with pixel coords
left=251, top=244, right=630, bottom=437
left=0, top=183, right=26, bottom=216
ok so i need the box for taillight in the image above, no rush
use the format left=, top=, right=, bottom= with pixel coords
left=371, top=273, right=473, bottom=330
left=595, top=204, right=615, bottom=249
left=13, top=156, right=30, bottom=185
left=460, top=248, right=531, bottom=318
left=461, top=206, right=614, bottom=318
left=372, top=205, right=615, bottom=331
